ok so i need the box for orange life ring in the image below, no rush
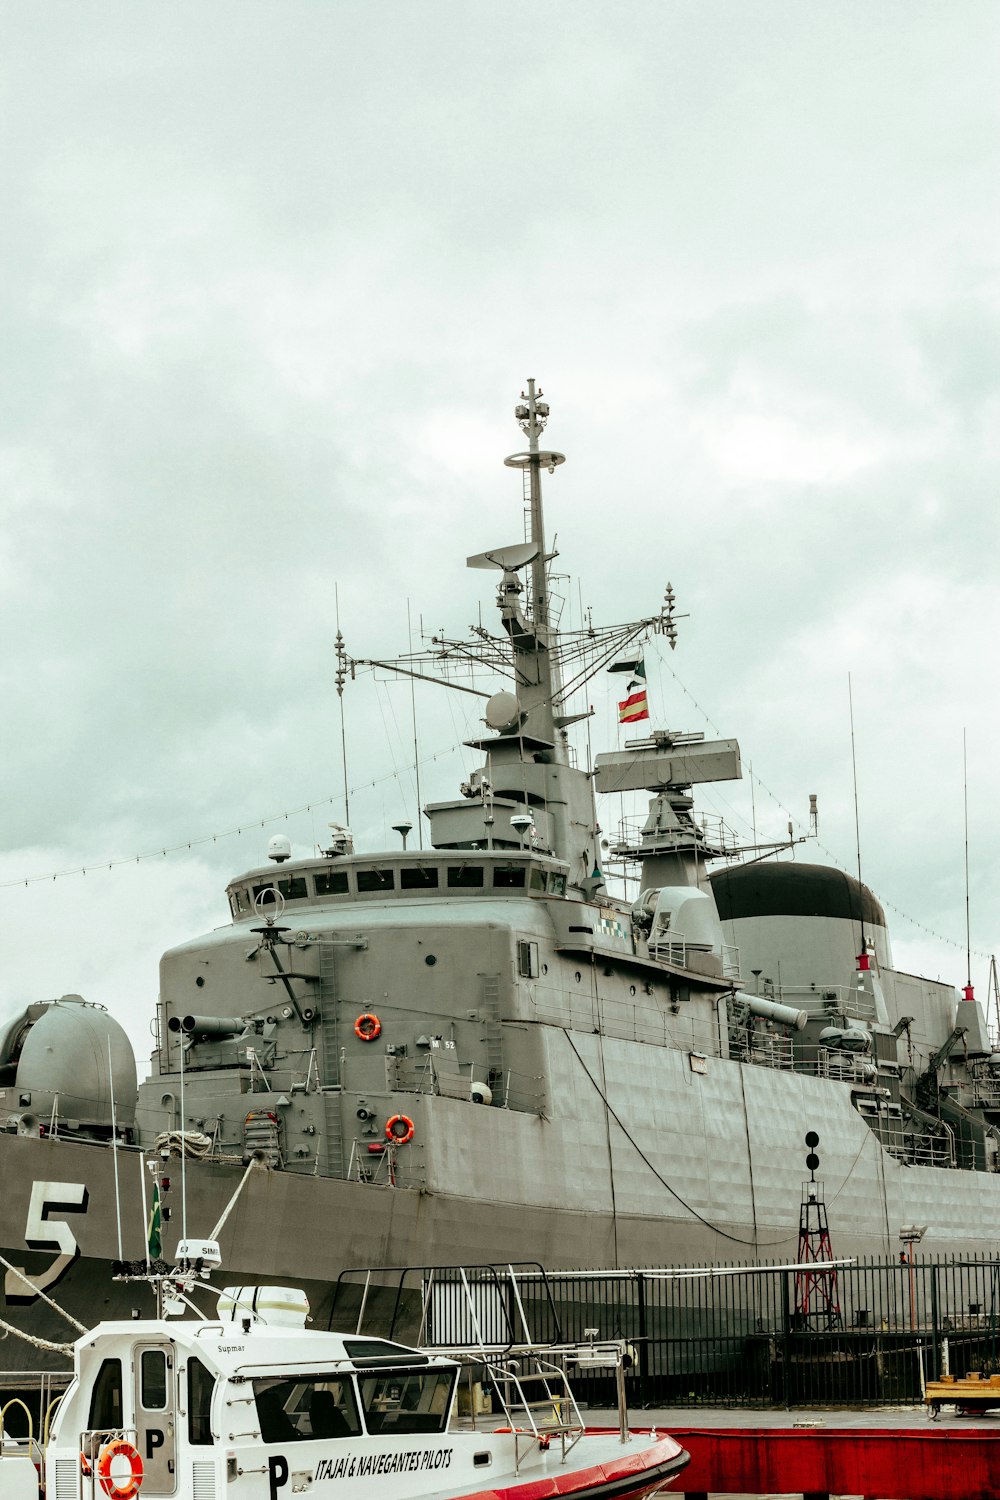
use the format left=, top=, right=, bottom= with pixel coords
left=97, top=1439, right=144, bottom=1500
left=354, top=1012, right=381, bottom=1042
left=385, top=1113, right=415, bottom=1144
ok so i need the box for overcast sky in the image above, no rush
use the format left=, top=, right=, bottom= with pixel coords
left=2, top=2, right=998, bottom=1072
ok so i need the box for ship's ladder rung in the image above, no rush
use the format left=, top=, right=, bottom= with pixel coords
left=323, top=1090, right=345, bottom=1179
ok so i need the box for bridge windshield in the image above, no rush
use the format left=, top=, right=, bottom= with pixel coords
left=356, top=1367, right=454, bottom=1435
left=253, top=1375, right=361, bottom=1442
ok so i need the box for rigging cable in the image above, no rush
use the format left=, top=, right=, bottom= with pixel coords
left=563, top=1031, right=790, bottom=1249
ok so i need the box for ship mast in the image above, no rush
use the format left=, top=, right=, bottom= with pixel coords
left=501, top=378, right=567, bottom=749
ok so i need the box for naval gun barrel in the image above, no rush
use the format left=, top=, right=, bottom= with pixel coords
left=735, top=992, right=809, bottom=1031
left=168, top=1014, right=248, bottom=1038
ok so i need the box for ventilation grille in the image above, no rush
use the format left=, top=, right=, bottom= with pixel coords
left=192, top=1459, right=217, bottom=1499
left=54, top=1459, right=78, bottom=1500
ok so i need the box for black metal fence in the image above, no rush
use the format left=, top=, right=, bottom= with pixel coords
left=336, top=1258, right=1000, bottom=1410
left=524, top=1258, right=1000, bottom=1408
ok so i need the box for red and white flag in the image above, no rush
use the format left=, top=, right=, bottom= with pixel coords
left=618, top=688, right=649, bottom=724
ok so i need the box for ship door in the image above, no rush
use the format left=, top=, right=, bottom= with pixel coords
left=133, top=1342, right=176, bottom=1494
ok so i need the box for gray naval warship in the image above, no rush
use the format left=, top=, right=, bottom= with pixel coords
left=2, top=379, right=998, bottom=1383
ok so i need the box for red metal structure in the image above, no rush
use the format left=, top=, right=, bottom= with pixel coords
left=672, top=1425, right=1000, bottom=1500
left=794, top=1134, right=842, bottom=1330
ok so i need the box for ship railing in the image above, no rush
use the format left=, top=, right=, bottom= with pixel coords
left=747, top=1033, right=795, bottom=1070
left=387, top=1055, right=545, bottom=1113
left=534, top=989, right=706, bottom=1051
left=779, top=984, right=879, bottom=1023
left=808, top=1049, right=876, bottom=1084
left=461, top=1351, right=586, bottom=1468
left=851, top=1098, right=956, bottom=1168
left=648, top=932, right=689, bottom=967
left=955, top=1069, right=1000, bottom=1110
left=610, top=813, right=741, bottom=858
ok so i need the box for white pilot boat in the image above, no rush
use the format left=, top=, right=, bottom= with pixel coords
left=0, top=1268, right=688, bottom=1500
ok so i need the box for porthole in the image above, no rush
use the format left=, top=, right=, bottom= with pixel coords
left=425, top=954, right=437, bottom=967
left=574, top=971, right=582, bottom=983
left=629, top=984, right=636, bottom=996
left=541, top=962, right=548, bottom=975
left=195, top=976, right=205, bottom=988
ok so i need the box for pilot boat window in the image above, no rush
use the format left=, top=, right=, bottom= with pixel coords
left=493, top=866, right=526, bottom=888
left=188, top=1358, right=215, bottom=1446
left=253, top=1375, right=360, bottom=1442
left=447, top=865, right=484, bottom=888
left=357, top=1367, right=455, bottom=1435
left=547, top=873, right=567, bottom=895
left=315, top=869, right=350, bottom=896
left=357, top=868, right=395, bottom=892
left=254, top=876, right=308, bottom=904
left=141, top=1349, right=168, bottom=1409
left=529, top=867, right=547, bottom=892
left=88, top=1357, right=123, bottom=1432
left=401, top=866, right=439, bottom=889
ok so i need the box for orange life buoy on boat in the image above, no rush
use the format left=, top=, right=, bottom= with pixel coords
left=386, top=1113, right=415, bottom=1144
left=97, top=1439, right=144, bottom=1500
left=354, top=1012, right=381, bottom=1042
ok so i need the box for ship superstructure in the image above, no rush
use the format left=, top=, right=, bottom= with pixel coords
left=1, top=380, right=998, bottom=1390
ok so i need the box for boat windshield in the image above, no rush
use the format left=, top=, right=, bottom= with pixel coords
left=357, top=1366, right=455, bottom=1435
left=253, top=1375, right=361, bottom=1443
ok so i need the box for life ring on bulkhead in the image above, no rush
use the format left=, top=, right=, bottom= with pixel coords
left=97, top=1439, right=144, bottom=1500
left=386, top=1113, right=415, bottom=1145
left=354, top=1012, right=382, bottom=1042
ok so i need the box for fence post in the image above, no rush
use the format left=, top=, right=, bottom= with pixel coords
left=781, top=1271, right=792, bottom=1408
left=637, top=1272, right=650, bottom=1406
left=930, top=1263, right=939, bottom=1381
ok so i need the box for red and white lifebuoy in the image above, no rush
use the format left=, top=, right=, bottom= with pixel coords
left=354, top=1012, right=381, bottom=1042
left=385, top=1113, right=415, bottom=1145
left=97, top=1439, right=144, bottom=1500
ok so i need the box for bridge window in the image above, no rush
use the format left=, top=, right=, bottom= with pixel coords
left=88, top=1358, right=123, bottom=1432
left=188, top=1358, right=215, bottom=1446
left=315, top=869, right=350, bottom=896
left=493, top=866, right=526, bottom=889
left=357, top=1367, right=454, bottom=1435
left=253, top=1376, right=361, bottom=1442
left=357, top=868, right=395, bottom=892
left=401, top=866, right=439, bottom=889
left=253, top=877, right=308, bottom=905
left=447, top=865, right=484, bottom=888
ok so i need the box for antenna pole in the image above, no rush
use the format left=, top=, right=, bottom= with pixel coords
left=848, top=673, right=866, bottom=951
left=407, top=598, right=424, bottom=847
left=139, top=1152, right=150, bottom=1273
left=335, top=584, right=351, bottom=824
left=523, top=377, right=548, bottom=629
left=109, top=1039, right=123, bottom=1263
left=179, top=1040, right=188, bottom=1250
left=964, top=727, right=972, bottom=989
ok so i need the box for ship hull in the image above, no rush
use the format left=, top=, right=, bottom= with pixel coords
left=5, top=1033, right=1000, bottom=1382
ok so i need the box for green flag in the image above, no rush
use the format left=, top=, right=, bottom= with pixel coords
left=148, top=1182, right=162, bottom=1259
